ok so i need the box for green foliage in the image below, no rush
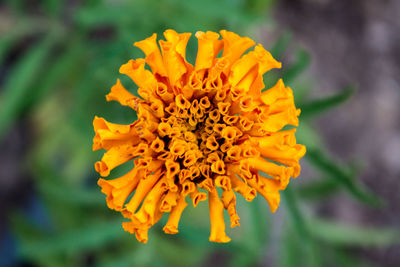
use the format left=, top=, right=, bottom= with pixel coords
left=306, top=148, right=382, bottom=206
left=16, top=219, right=125, bottom=258
left=310, top=218, right=400, bottom=247
left=0, top=0, right=391, bottom=266
left=0, top=31, right=59, bottom=139
left=300, top=85, right=356, bottom=118
left=283, top=48, right=311, bottom=83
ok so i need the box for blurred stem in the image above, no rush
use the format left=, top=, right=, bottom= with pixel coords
left=306, top=148, right=383, bottom=206
left=283, top=185, right=321, bottom=267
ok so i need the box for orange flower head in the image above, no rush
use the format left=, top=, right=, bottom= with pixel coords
left=93, top=29, right=306, bottom=243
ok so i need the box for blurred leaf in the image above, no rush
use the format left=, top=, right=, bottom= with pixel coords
left=41, top=0, right=64, bottom=16
left=282, top=186, right=321, bottom=267
left=245, top=0, right=276, bottom=15
left=293, top=82, right=314, bottom=105
left=4, top=0, right=24, bottom=12
left=296, top=121, right=323, bottom=149
left=0, top=32, right=58, bottom=139
left=0, top=26, right=28, bottom=66
left=75, top=3, right=144, bottom=28
left=307, top=148, right=383, bottom=206
left=283, top=186, right=310, bottom=240
left=249, top=197, right=269, bottom=246
left=1, top=18, right=58, bottom=68
left=98, top=245, right=155, bottom=267
left=279, top=226, right=309, bottom=267
left=38, top=179, right=104, bottom=207
left=177, top=224, right=214, bottom=247
left=29, top=38, right=85, bottom=106
left=310, top=218, right=400, bottom=247
left=9, top=212, right=47, bottom=242
left=230, top=198, right=270, bottom=267
left=154, top=234, right=207, bottom=267
left=332, top=248, right=374, bottom=267
left=270, top=31, right=292, bottom=59
left=17, top=219, right=125, bottom=259
left=298, top=179, right=341, bottom=200
left=283, top=48, right=311, bottom=83
left=300, top=85, right=356, bottom=118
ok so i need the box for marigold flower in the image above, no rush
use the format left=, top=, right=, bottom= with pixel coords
left=93, top=29, right=306, bottom=243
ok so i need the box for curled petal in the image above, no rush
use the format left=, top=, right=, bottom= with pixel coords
left=229, top=44, right=281, bottom=91
left=122, top=223, right=150, bottom=243
left=189, top=187, right=208, bottom=207
left=229, top=174, right=257, bottom=202
left=199, top=177, right=213, bottom=191
left=247, top=174, right=281, bottom=212
left=211, top=160, right=226, bottom=175
left=160, top=190, right=179, bottom=212
left=220, top=30, right=255, bottom=74
left=176, top=94, right=191, bottom=110
left=259, top=79, right=290, bottom=105
left=95, top=143, right=143, bottom=177
left=195, top=31, right=223, bottom=71
left=93, top=117, right=140, bottom=151
left=106, top=79, right=141, bottom=109
left=150, top=137, right=165, bottom=153
left=183, top=150, right=198, bottom=167
left=259, top=108, right=300, bottom=132
left=247, top=157, right=293, bottom=188
left=97, top=165, right=142, bottom=211
left=226, top=146, right=242, bottom=162
left=165, top=160, right=180, bottom=191
left=119, top=58, right=158, bottom=91
left=182, top=180, right=196, bottom=196
left=215, top=175, right=231, bottom=191
left=134, top=33, right=168, bottom=77
left=160, top=30, right=193, bottom=87
left=221, top=189, right=240, bottom=227
left=155, top=82, right=174, bottom=103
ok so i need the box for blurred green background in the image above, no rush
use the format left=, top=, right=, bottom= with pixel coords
left=1, top=0, right=399, bottom=266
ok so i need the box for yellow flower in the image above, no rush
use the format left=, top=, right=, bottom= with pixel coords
left=93, top=29, right=306, bottom=243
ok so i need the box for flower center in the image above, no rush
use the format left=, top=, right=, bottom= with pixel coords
left=157, top=93, right=243, bottom=185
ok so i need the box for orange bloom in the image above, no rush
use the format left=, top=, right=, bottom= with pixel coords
left=93, top=30, right=306, bottom=243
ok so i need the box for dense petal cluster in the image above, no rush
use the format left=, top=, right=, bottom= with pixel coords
left=93, top=30, right=306, bottom=243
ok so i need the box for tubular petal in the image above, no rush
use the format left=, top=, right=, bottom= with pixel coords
left=208, top=188, right=231, bottom=243
left=131, top=177, right=168, bottom=225
left=163, top=194, right=188, bottom=234
left=124, top=170, right=163, bottom=214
